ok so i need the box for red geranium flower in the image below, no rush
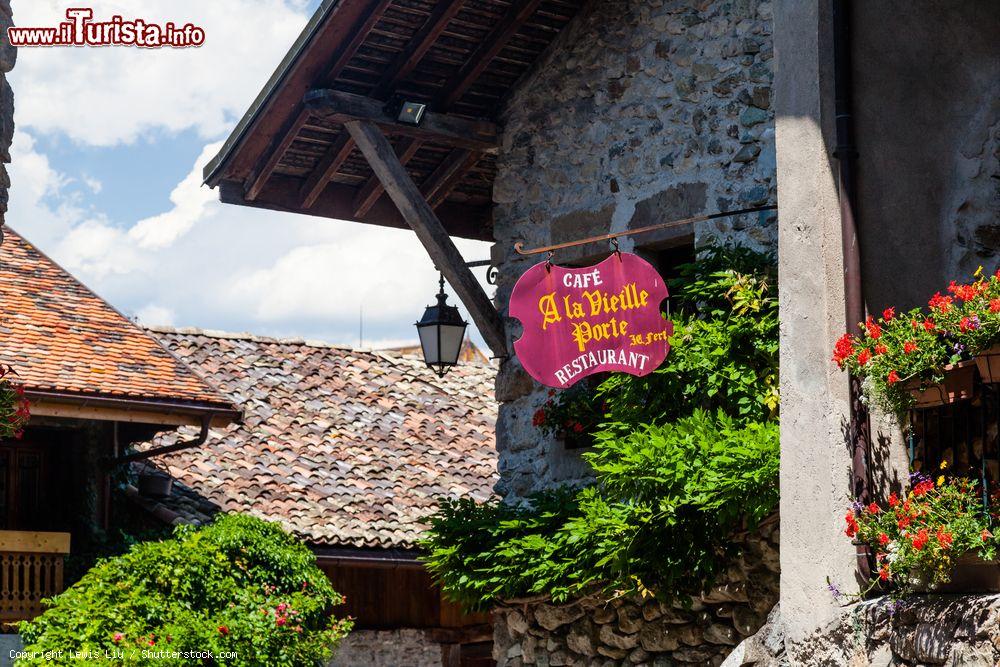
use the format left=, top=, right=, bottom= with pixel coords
left=857, top=349, right=872, bottom=366
left=874, top=344, right=888, bottom=355
left=888, top=492, right=899, bottom=507
left=882, top=307, right=895, bottom=321
left=911, top=529, right=929, bottom=551
left=878, top=533, right=889, bottom=546
left=865, top=317, right=882, bottom=339
left=936, top=528, right=953, bottom=549
left=887, top=370, right=900, bottom=385
left=832, top=334, right=855, bottom=365
left=218, top=626, right=229, bottom=636
left=923, top=318, right=936, bottom=331
left=903, top=341, right=918, bottom=354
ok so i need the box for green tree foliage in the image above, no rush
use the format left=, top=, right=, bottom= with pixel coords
left=422, top=247, right=780, bottom=610
left=19, top=515, right=352, bottom=666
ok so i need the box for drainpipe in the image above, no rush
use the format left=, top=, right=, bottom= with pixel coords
left=108, top=414, right=213, bottom=466
left=832, top=0, right=872, bottom=580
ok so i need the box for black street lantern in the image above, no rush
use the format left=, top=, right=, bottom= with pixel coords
left=416, top=274, right=468, bottom=377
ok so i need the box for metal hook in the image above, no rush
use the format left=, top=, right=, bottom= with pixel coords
left=545, top=251, right=555, bottom=272
left=610, top=237, right=621, bottom=258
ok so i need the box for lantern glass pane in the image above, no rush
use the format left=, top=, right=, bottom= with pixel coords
left=417, top=324, right=441, bottom=365
left=439, top=323, right=467, bottom=366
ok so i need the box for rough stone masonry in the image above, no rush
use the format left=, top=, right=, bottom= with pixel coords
left=490, top=0, right=777, bottom=502
left=492, top=518, right=779, bottom=666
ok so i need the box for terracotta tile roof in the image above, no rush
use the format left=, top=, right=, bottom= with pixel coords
left=138, top=327, right=499, bottom=549
left=0, top=228, right=233, bottom=409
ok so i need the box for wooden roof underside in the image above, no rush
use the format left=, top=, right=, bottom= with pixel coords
left=206, top=0, right=585, bottom=241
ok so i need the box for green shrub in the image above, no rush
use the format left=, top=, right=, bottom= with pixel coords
left=422, top=411, right=778, bottom=609
left=422, top=246, right=780, bottom=610
left=19, top=514, right=351, bottom=666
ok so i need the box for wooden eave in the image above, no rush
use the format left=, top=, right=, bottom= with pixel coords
left=204, top=0, right=586, bottom=241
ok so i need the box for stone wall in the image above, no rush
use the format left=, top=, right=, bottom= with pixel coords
left=328, top=629, right=442, bottom=667
left=492, top=518, right=779, bottom=666
left=728, top=595, right=1000, bottom=666
left=491, top=0, right=777, bottom=501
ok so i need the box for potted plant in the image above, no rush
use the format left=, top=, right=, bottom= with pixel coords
left=929, top=273, right=1000, bottom=383
left=833, top=306, right=958, bottom=415
left=844, top=472, right=999, bottom=594
left=0, top=364, right=30, bottom=439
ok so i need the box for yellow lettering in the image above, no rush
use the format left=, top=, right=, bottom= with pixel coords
left=539, top=293, right=561, bottom=330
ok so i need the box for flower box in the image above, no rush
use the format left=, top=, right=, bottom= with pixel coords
left=975, top=344, right=1000, bottom=383
left=904, top=361, right=976, bottom=409
left=931, top=554, right=1000, bottom=594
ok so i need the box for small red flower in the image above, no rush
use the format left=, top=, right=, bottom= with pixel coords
left=857, top=349, right=872, bottom=367
left=936, top=528, right=953, bottom=549
left=878, top=533, right=890, bottom=546
left=887, top=370, right=900, bottom=385
left=865, top=317, right=883, bottom=339
left=903, top=341, right=918, bottom=354
left=991, top=299, right=1000, bottom=314
left=874, top=344, right=888, bottom=355
left=113, top=633, right=124, bottom=643
left=982, top=529, right=992, bottom=542
left=867, top=502, right=880, bottom=514
left=882, top=307, right=895, bottom=321
left=218, top=626, right=229, bottom=636
left=911, top=529, right=929, bottom=551
left=888, top=492, right=899, bottom=507
left=844, top=511, right=859, bottom=538
left=532, top=409, right=546, bottom=427
left=879, top=564, right=891, bottom=581
left=832, top=334, right=855, bottom=366
left=929, top=292, right=953, bottom=313
left=923, top=318, right=936, bottom=331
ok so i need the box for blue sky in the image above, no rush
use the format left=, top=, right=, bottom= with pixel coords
left=6, top=0, right=492, bottom=351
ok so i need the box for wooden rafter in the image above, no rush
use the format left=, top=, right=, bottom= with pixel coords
left=421, top=149, right=480, bottom=209
left=244, top=108, right=309, bottom=201
left=371, top=1, right=466, bottom=99
left=439, top=0, right=544, bottom=111
left=343, top=120, right=507, bottom=358
left=353, top=137, right=422, bottom=217
left=325, top=0, right=395, bottom=84
left=304, top=89, right=499, bottom=152
left=299, top=133, right=356, bottom=208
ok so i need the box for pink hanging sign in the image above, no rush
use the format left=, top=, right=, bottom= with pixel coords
left=510, top=253, right=673, bottom=388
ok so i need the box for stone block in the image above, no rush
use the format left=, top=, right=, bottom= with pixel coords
left=598, top=624, right=638, bottom=650
left=535, top=603, right=585, bottom=631
left=639, top=624, right=680, bottom=653
left=617, top=604, right=644, bottom=634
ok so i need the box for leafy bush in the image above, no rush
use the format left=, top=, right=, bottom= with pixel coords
left=423, top=247, right=779, bottom=610
left=19, top=514, right=352, bottom=666
left=597, top=246, right=778, bottom=428
left=422, top=411, right=778, bottom=609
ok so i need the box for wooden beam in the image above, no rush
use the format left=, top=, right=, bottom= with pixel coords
left=371, top=1, right=465, bottom=99
left=304, top=89, right=498, bottom=153
left=439, top=0, right=544, bottom=110
left=353, top=137, right=423, bottom=217
left=325, top=0, right=394, bottom=83
left=0, top=531, right=70, bottom=555
left=421, top=149, right=480, bottom=209
left=244, top=108, right=309, bottom=201
left=344, top=120, right=507, bottom=358
left=300, top=133, right=356, bottom=208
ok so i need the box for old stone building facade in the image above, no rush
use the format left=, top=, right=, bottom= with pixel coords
left=491, top=0, right=777, bottom=502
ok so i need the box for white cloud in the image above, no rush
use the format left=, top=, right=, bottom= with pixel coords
left=6, top=131, right=493, bottom=348
left=135, top=304, right=176, bottom=327
left=10, top=0, right=311, bottom=146
left=81, top=175, right=103, bottom=194
left=127, top=142, right=220, bottom=248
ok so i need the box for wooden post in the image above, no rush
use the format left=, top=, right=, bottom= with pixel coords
left=344, top=120, right=508, bottom=359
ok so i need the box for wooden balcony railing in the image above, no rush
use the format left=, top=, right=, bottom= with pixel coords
left=0, top=530, right=70, bottom=623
